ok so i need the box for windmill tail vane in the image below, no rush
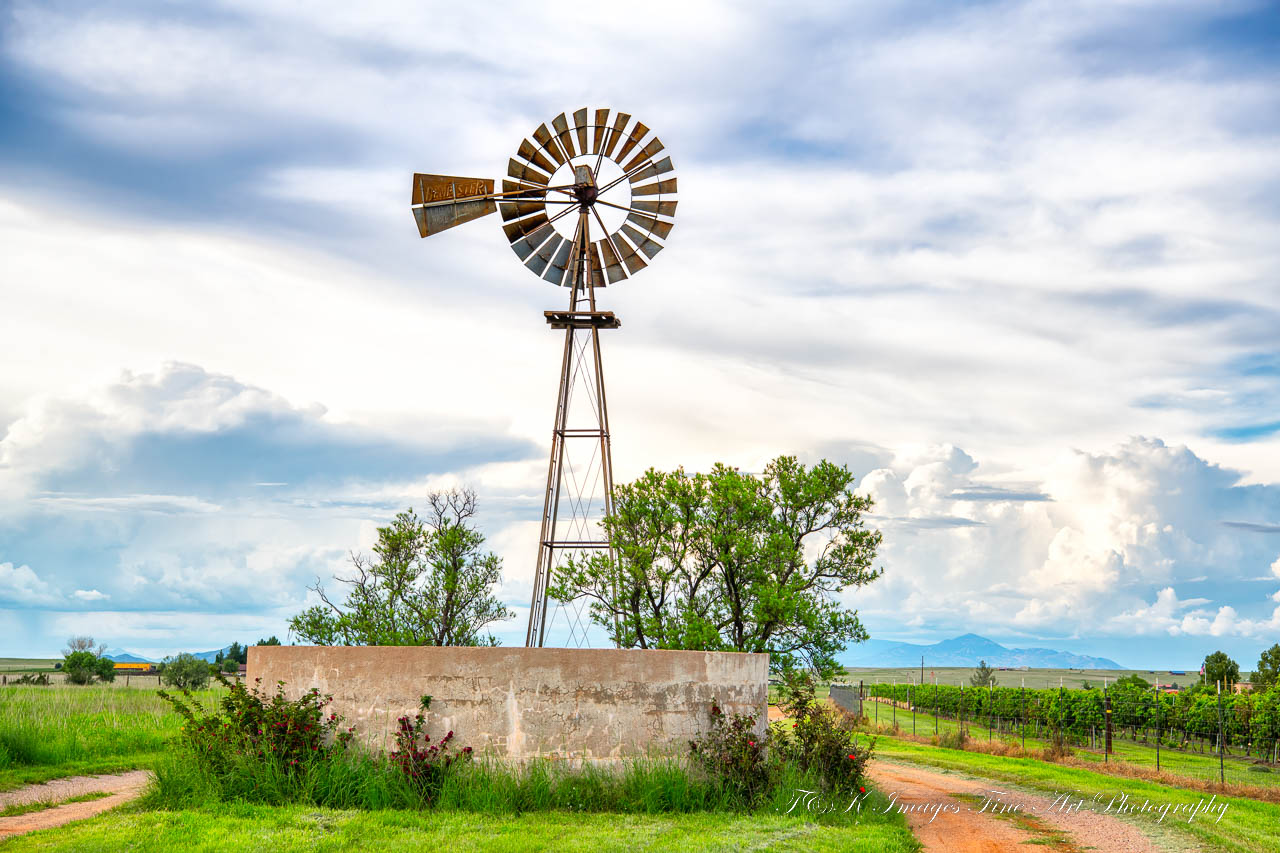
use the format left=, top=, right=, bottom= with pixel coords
left=410, top=107, right=677, bottom=648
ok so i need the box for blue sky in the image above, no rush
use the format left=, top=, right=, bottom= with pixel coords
left=1, top=0, right=1278, bottom=669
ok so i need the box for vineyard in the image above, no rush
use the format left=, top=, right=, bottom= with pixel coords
left=862, top=679, right=1280, bottom=763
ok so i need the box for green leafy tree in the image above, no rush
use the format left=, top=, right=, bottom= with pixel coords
left=1113, top=674, right=1151, bottom=690
left=970, top=660, right=995, bottom=688
left=160, top=653, right=211, bottom=690
left=1203, top=650, right=1240, bottom=688
left=224, top=642, right=247, bottom=665
left=256, top=636, right=282, bottom=646
left=1251, top=643, right=1280, bottom=689
left=61, top=636, right=113, bottom=685
left=290, top=489, right=514, bottom=646
left=220, top=657, right=240, bottom=673
left=548, top=456, right=882, bottom=678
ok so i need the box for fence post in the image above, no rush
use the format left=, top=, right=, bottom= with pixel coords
left=960, top=683, right=965, bottom=737
left=1154, top=686, right=1160, bottom=773
left=1217, top=680, right=1224, bottom=785
left=1021, top=682, right=1026, bottom=752
left=934, top=677, right=939, bottom=736
left=875, top=681, right=879, bottom=725
left=892, top=680, right=897, bottom=729
left=1104, top=690, right=1112, bottom=762
left=911, top=682, right=915, bottom=736
left=989, top=681, right=993, bottom=742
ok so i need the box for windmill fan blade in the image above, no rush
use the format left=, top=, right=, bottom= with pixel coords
left=631, top=178, right=676, bottom=197
left=501, top=180, right=546, bottom=199
left=588, top=242, right=606, bottom=289
left=592, top=109, right=609, bottom=154
left=596, top=238, right=628, bottom=283
left=533, top=123, right=566, bottom=166
left=603, top=112, right=630, bottom=158
left=502, top=211, right=550, bottom=243
left=632, top=199, right=677, bottom=218
left=517, top=139, right=557, bottom=177
left=500, top=200, right=545, bottom=222
left=573, top=108, right=589, bottom=155
left=613, top=122, right=649, bottom=165
left=508, top=158, right=551, bottom=186
left=628, top=156, right=674, bottom=185
left=622, top=139, right=665, bottom=173
left=511, top=223, right=555, bottom=261
left=610, top=231, right=648, bottom=274
left=527, top=233, right=564, bottom=277
left=626, top=212, right=674, bottom=240
left=543, top=237, right=574, bottom=285
left=552, top=113, right=576, bottom=159
left=410, top=174, right=496, bottom=237
left=621, top=223, right=664, bottom=259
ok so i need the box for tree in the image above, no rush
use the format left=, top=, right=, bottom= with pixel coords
left=61, top=636, right=113, bottom=685
left=1203, top=650, right=1240, bottom=688
left=161, top=653, right=211, bottom=690
left=220, top=657, right=240, bottom=673
left=256, top=636, right=282, bottom=646
left=971, top=660, right=995, bottom=688
left=547, top=456, right=883, bottom=678
left=1251, top=644, right=1280, bottom=690
left=224, top=642, right=247, bottom=665
left=289, top=489, right=514, bottom=646
left=1114, top=674, right=1151, bottom=690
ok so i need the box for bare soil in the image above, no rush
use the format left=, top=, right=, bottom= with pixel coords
left=0, top=771, right=149, bottom=838
left=866, top=760, right=1196, bottom=853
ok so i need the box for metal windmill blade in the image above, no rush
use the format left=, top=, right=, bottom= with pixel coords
left=410, top=109, right=678, bottom=649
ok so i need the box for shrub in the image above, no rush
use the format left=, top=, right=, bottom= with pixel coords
left=390, top=696, right=473, bottom=802
left=11, top=673, right=50, bottom=686
left=772, top=672, right=873, bottom=794
left=159, top=673, right=354, bottom=775
left=688, top=702, right=770, bottom=805
left=160, top=653, right=211, bottom=690
left=938, top=728, right=968, bottom=750
left=221, top=658, right=240, bottom=673
left=96, top=657, right=116, bottom=683
left=62, top=651, right=100, bottom=685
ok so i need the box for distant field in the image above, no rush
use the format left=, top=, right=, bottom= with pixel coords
left=843, top=666, right=1199, bottom=690
left=0, top=658, right=60, bottom=674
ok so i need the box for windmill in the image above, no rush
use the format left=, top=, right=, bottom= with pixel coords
left=410, top=108, right=677, bottom=647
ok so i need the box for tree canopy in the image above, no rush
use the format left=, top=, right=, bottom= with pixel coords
left=1252, top=643, right=1280, bottom=689
left=290, top=489, right=513, bottom=647
left=1203, top=650, right=1240, bottom=688
left=61, top=636, right=115, bottom=685
left=548, top=456, right=882, bottom=677
left=970, top=660, right=995, bottom=687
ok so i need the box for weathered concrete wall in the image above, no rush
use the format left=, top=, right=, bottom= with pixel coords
left=248, top=646, right=768, bottom=760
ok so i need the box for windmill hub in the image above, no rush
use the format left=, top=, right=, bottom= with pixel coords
left=409, top=107, right=677, bottom=648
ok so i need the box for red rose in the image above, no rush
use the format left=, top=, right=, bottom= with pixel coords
left=847, top=754, right=854, bottom=759
left=859, top=786, right=866, bottom=793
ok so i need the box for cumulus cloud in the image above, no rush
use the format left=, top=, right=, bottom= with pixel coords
left=851, top=437, right=1280, bottom=648
left=0, top=562, right=60, bottom=606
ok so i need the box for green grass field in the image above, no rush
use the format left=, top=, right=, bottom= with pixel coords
left=0, top=684, right=226, bottom=790
left=843, top=666, right=1198, bottom=690
left=0, top=659, right=60, bottom=675
left=0, top=805, right=920, bottom=852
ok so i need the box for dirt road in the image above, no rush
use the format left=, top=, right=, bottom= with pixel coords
left=865, top=760, right=1196, bottom=852
left=0, top=771, right=150, bottom=839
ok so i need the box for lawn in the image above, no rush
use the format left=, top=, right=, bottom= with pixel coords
left=870, top=735, right=1280, bottom=853
left=0, top=685, right=224, bottom=790
left=0, top=805, right=919, bottom=852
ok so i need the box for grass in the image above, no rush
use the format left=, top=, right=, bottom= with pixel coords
left=0, top=684, right=225, bottom=791
left=0, top=791, right=113, bottom=818
left=0, top=660, right=59, bottom=675
left=0, top=804, right=921, bottom=852
left=870, top=734, right=1280, bottom=853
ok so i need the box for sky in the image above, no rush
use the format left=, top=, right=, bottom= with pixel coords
left=1, top=0, right=1278, bottom=669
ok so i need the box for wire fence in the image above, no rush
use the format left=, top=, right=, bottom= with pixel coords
left=853, top=679, right=1280, bottom=786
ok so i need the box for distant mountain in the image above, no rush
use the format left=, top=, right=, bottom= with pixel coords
left=841, top=633, right=1124, bottom=669
left=189, top=646, right=234, bottom=663
left=103, top=648, right=154, bottom=663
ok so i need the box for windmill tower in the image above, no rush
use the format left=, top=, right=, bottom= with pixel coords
left=410, top=108, right=677, bottom=646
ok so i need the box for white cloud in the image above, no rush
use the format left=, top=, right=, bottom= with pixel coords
left=72, top=589, right=109, bottom=601
left=0, top=562, right=61, bottom=606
